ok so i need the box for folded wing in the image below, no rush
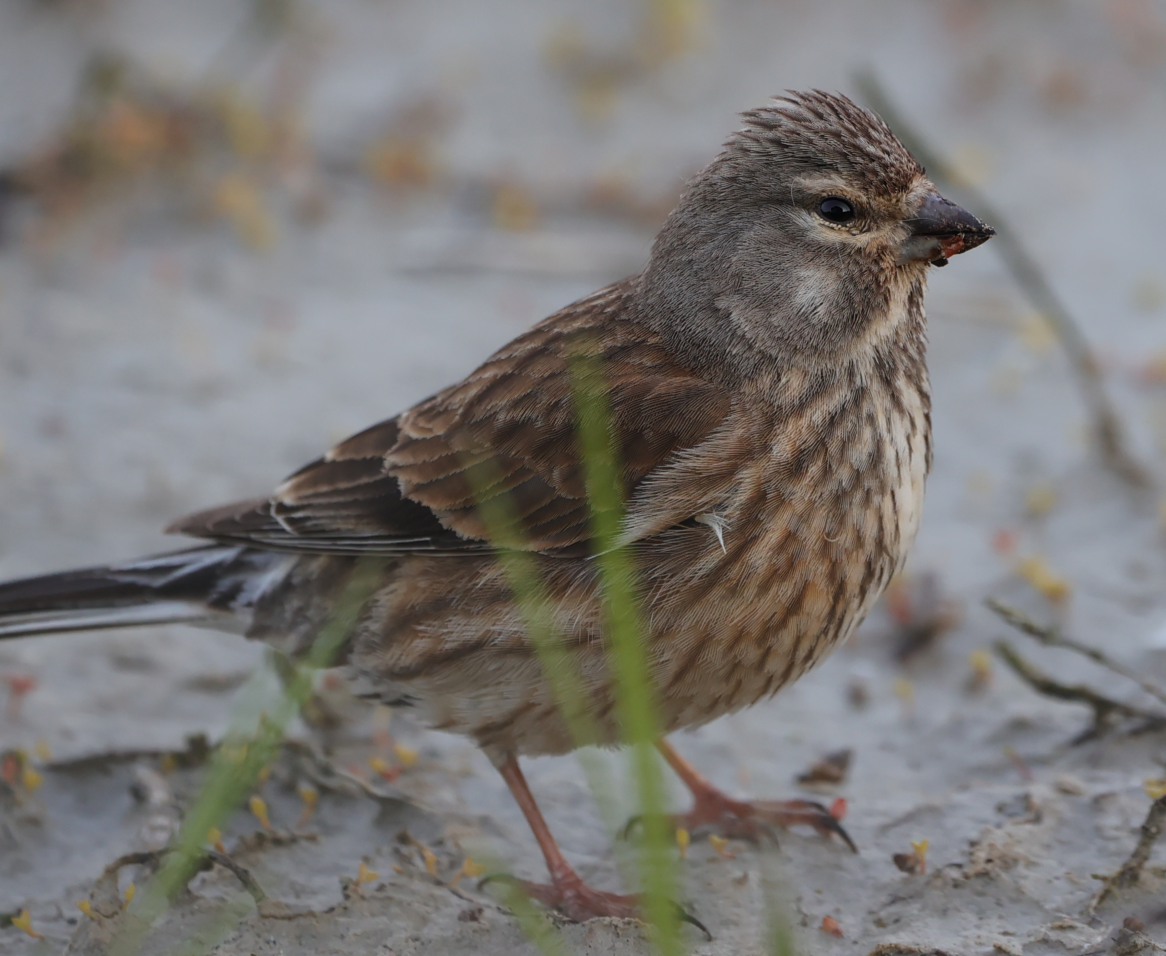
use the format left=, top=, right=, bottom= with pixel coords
left=170, top=281, right=732, bottom=556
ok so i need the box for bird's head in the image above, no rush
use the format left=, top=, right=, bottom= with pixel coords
left=640, top=90, right=994, bottom=369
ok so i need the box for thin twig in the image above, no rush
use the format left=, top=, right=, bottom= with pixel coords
left=100, top=851, right=168, bottom=881
left=100, top=848, right=268, bottom=906
left=855, top=70, right=1152, bottom=489
left=282, top=738, right=404, bottom=802
left=988, top=599, right=1166, bottom=710
left=1086, top=795, right=1166, bottom=914
left=992, top=640, right=1163, bottom=742
left=205, top=850, right=268, bottom=905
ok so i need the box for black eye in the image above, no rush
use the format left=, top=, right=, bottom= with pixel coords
left=818, top=197, right=855, bottom=223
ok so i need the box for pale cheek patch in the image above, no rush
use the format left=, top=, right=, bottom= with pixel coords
left=790, top=264, right=840, bottom=322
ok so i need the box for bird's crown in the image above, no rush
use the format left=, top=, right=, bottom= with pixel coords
left=729, top=89, right=923, bottom=192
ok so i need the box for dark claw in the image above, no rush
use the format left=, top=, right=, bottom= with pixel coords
left=675, top=901, right=713, bottom=940
left=619, top=812, right=671, bottom=840
left=760, top=797, right=862, bottom=853
left=477, top=871, right=520, bottom=891
left=811, top=804, right=857, bottom=854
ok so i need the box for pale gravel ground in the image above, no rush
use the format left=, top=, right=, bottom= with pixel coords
left=2, top=2, right=1166, bottom=954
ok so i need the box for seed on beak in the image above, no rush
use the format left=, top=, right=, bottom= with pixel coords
left=901, top=191, right=995, bottom=266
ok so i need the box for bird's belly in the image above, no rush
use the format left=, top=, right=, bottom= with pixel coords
left=348, top=392, right=930, bottom=756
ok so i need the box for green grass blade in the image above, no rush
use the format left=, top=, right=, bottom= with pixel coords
left=570, top=350, right=682, bottom=956
left=110, top=558, right=385, bottom=956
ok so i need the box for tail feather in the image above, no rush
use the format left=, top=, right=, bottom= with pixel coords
left=0, top=546, right=294, bottom=641
left=0, top=602, right=208, bottom=639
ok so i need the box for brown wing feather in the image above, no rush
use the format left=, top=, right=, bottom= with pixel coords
left=170, top=280, right=732, bottom=555
left=167, top=418, right=470, bottom=553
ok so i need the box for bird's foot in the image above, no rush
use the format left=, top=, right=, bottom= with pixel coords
left=481, top=872, right=711, bottom=937
left=521, top=873, right=639, bottom=922
left=627, top=791, right=855, bottom=852
left=684, top=791, right=856, bottom=851
left=481, top=869, right=637, bottom=921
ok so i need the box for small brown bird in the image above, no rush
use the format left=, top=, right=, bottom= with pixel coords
left=0, top=91, right=992, bottom=921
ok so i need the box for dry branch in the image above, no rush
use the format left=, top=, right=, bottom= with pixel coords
left=205, top=850, right=269, bottom=905
left=99, top=848, right=268, bottom=907
left=992, top=640, right=1164, bottom=742
left=1087, top=795, right=1166, bottom=914
left=988, top=599, right=1166, bottom=710
left=856, top=71, right=1152, bottom=489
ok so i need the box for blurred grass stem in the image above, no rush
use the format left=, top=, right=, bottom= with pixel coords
left=572, top=351, right=682, bottom=955
left=110, top=558, right=384, bottom=956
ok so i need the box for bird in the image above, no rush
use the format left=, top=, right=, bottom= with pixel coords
left=0, top=90, right=993, bottom=923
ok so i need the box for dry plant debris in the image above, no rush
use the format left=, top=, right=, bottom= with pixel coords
left=868, top=946, right=956, bottom=956
left=354, top=860, right=380, bottom=890
left=992, top=640, right=1161, bottom=742
left=708, top=834, right=735, bottom=859
left=1002, top=746, right=1034, bottom=782
left=2, top=48, right=321, bottom=250
left=1013, top=555, right=1072, bottom=604
left=892, top=839, right=929, bottom=875
left=368, top=755, right=400, bottom=784
left=544, top=0, right=703, bottom=122
left=966, top=649, right=994, bottom=693
left=989, top=600, right=1166, bottom=710
left=295, top=784, right=319, bottom=827
left=883, top=572, right=961, bottom=661
left=1087, top=795, right=1166, bottom=914
left=893, top=677, right=916, bottom=719
left=1111, top=916, right=1166, bottom=956
left=363, top=94, right=454, bottom=193
left=248, top=794, right=273, bottom=831
left=8, top=909, right=43, bottom=939
left=0, top=748, right=45, bottom=799
left=820, top=914, right=844, bottom=937
left=448, top=856, right=486, bottom=889
left=796, top=748, right=853, bottom=787
left=989, top=600, right=1166, bottom=741
left=82, top=847, right=269, bottom=919
left=401, top=832, right=442, bottom=878
left=281, top=737, right=404, bottom=803
left=847, top=677, right=871, bottom=710
left=2, top=672, right=36, bottom=720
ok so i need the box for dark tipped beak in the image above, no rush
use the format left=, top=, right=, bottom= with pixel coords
left=900, top=192, right=995, bottom=266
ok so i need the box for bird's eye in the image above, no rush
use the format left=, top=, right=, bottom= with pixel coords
left=818, top=197, right=855, bottom=223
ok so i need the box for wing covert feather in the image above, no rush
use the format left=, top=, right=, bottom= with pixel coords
left=170, top=281, right=732, bottom=555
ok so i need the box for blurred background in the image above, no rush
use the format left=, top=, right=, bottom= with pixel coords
left=2, top=1, right=1166, bottom=953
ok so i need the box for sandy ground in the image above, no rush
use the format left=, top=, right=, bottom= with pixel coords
left=2, top=1, right=1166, bottom=954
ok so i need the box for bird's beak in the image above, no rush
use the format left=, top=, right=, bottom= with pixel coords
left=899, top=191, right=995, bottom=267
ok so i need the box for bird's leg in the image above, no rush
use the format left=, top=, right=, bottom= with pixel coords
left=491, top=754, right=639, bottom=921
left=656, top=739, right=856, bottom=852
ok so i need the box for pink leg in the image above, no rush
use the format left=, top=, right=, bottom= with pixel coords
left=493, top=754, right=640, bottom=921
